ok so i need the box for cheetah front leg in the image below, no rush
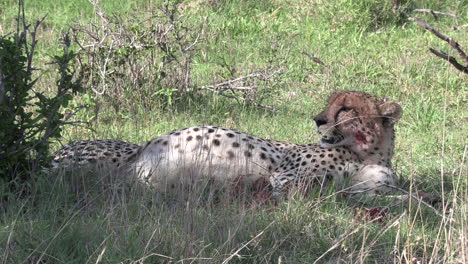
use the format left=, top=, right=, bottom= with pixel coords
left=269, top=172, right=295, bottom=200
left=346, top=165, right=399, bottom=196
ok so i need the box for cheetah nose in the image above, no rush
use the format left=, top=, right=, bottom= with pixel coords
left=313, top=116, right=327, bottom=127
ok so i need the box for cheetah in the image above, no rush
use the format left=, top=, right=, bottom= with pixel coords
left=130, top=91, right=402, bottom=198
left=51, top=139, right=139, bottom=170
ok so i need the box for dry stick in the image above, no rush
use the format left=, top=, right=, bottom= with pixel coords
left=383, top=184, right=449, bottom=220
left=198, top=67, right=284, bottom=111
left=414, top=16, right=468, bottom=63
left=301, top=51, right=331, bottom=72
left=452, top=24, right=468, bottom=31
left=337, top=179, right=446, bottom=219
left=429, top=48, right=468, bottom=73
left=413, top=16, right=468, bottom=74
left=399, top=7, right=457, bottom=18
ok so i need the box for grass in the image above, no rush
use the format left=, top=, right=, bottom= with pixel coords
left=1, top=0, right=467, bottom=263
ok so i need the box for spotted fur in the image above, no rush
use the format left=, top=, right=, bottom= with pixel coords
left=51, top=140, right=139, bottom=170
left=131, top=91, right=402, bottom=198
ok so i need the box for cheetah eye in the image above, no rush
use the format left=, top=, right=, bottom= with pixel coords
left=340, top=107, right=352, bottom=113
left=335, top=107, right=352, bottom=120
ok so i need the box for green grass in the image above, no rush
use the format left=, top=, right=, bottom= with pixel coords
left=1, top=0, right=467, bottom=263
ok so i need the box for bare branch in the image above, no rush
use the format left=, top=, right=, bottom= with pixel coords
left=398, top=7, right=457, bottom=17
left=429, top=48, right=468, bottom=73
left=382, top=184, right=448, bottom=219
left=27, top=15, right=47, bottom=74
left=197, top=67, right=285, bottom=111
left=301, top=51, right=331, bottom=72
left=452, top=24, right=468, bottom=31
left=413, top=16, right=468, bottom=74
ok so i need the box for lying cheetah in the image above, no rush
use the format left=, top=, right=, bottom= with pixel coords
left=51, top=140, right=139, bottom=170
left=130, top=91, right=402, bottom=198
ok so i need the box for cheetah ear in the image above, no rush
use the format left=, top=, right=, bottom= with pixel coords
left=379, top=102, right=402, bottom=124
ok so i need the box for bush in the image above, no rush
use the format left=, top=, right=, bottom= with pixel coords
left=72, top=0, right=201, bottom=112
left=0, top=2, right=83, bottom=184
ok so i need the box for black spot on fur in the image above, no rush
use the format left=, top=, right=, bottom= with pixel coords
left=244, top=151, right=252, bottom=157
left=232, top=142, right=240, bottom=148
left=227, top=151, right=235, bottom=159
left=213, top=139, right=221, bottom=146
left=260, top=153, right=267, bottom=160
left=226, top=133, right=235, bottom=138
left=187, top=136, right=193, bottom=141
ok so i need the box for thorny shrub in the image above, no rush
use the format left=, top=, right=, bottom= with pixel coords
left=0, top=2, right=83, bottom=185
left=72, top=0, right=201, bottom=112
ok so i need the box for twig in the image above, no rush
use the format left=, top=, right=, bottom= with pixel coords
left=382, top=184, right=448, bottom=220
left=413, top=16, right=468, bottom=74
left=301, top=51, right=331, bottom=72
left=337, top=180, right=446, bottom=219
left=452, top=24, right=468, bottom=31
left=198, top=67, right=285, bottom=112
left=429, top=48, right=468, bottom=73
left=398, top=7, right=457, bottom=18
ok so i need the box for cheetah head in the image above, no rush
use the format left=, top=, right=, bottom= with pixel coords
left=313, top=91, right=402, bottom=158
